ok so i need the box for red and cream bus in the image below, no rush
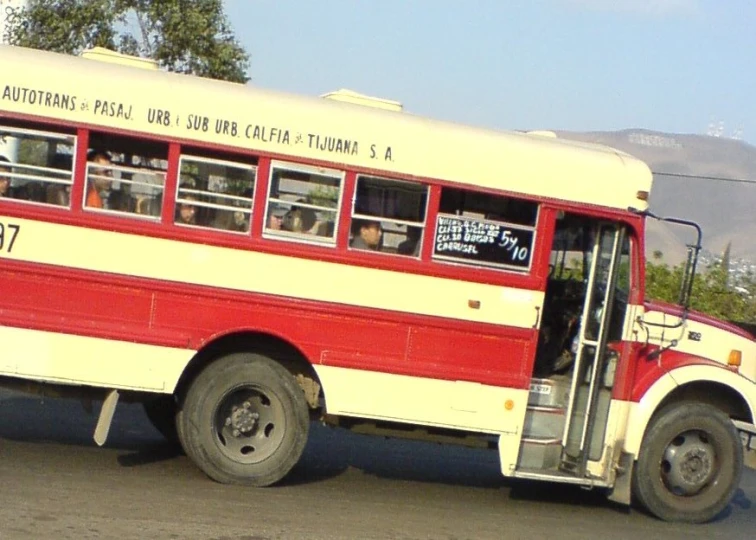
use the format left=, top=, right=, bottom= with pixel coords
left=0, top=45, right=753, bottom=523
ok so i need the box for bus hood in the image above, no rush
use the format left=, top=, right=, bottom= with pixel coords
left=644, top=299, right=755, bottom=341
left=643, top=300, right=756, bottom=384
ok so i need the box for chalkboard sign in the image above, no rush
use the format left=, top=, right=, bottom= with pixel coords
left=433, top=215, right=534, bottom=269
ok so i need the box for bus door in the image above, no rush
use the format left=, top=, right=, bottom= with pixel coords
left=559, top=223, right=625, bottom=475
left=516, top=215, right=628, bottom=485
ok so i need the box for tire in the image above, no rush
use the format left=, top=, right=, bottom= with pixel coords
left=142, top=395, right=180, bottom=445
left=178, top=352, right=309, bottom=486
left=632, top=402, right=743, bottom=523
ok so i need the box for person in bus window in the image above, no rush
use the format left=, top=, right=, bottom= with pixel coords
left=0, top=156, right=10, bottom=198
left=86, top=150, right=112, bottom=209
left=282, top=203, right=317, bottom=234
left=397, top=227, right=422, bottom=256
left=266, top=204, right=286, bottom=231
left=350, top=219, right=382, bottom=251
left=46, top=153, right=72, bottom=206
left=176, top=191, right=198, bottom=226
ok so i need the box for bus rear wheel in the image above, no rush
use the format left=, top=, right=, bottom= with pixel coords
left=178, top=352, right=309, bottom=486
left=632, top=402, right=743, bottom=523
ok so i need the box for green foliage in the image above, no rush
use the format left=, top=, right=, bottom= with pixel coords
left=645, top=258, right=756, bottom=323
left=4, top=0, right=249, bottom=83
left=307, top=185, right=339, bottom=208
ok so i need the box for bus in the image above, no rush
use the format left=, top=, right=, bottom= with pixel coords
left=0, top=45, right=753, bottom=524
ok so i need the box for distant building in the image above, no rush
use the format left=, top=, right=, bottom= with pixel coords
left=0, top=0, right=27, bottom=44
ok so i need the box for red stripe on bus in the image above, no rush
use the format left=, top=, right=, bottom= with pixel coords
left=0, top=258, right=537, bottom=389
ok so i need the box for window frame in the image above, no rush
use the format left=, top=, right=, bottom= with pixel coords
left=0, top=124, right=77, bottom=209
left=350, top=173, right=430, bottom=257
left=175, top=153, right=258, bottom=234
left=82, top=134, right=169, bottom=220
left=263, top=159, right=345, bottom=247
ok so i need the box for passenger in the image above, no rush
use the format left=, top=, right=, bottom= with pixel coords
left=282, top=204, right=317, bottom=233
left=0, top=156, right=10, bottom=198
left=46, top=184, right=70, bottom=206
left=397, top=227, right=422, bottom=256
left=175, top=188, right=198, bottom=225
left=230, top=210, right=249, bottom=232
left=350, top=219, right=382, bottom=251
left=213, top=209, right=249, bottom=232
left=224, top=188, right=253, bottom=232
left=47, top=154, right=72, bottom=206
left=266, top=205, right=286, bottom=231
left=86, top=150, right=112, bottom=209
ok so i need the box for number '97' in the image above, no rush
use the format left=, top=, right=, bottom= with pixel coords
left=0, top=222, right=21, bottom=253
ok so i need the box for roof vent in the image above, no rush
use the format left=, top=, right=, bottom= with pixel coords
left=80, top=47, right=159, bottom=71
left=321, top=89, right=402, bottom=112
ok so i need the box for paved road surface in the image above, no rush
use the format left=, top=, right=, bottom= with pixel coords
left=0, top=390, right=753, bottom=539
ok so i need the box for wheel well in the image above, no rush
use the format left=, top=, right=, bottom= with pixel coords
left=656, top=380, right=753, bottom=424
left=174, top=331, right=323, bottom=410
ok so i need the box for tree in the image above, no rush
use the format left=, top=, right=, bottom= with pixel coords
left=3, top=0, right=249, bottom=83
left=645, top=257, right=756, bottom=323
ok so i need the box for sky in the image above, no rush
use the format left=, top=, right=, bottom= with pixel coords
left=224, top=0, right=756, bottom=141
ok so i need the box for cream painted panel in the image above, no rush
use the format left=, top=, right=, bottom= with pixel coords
left=1, top=216, right=544, bottom=328
left=0, top=46, right=652, bottom=212
left=314, top=364, right=528, bottom=435
left=0, top=326, right=193, bottom=391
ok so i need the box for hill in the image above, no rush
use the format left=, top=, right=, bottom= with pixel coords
left=556, top=129, right=756, bottom=264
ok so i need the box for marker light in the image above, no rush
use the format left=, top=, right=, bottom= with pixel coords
left=728, top=349, right=742, bottom=368
left=636, top=190, right=649, bottom=201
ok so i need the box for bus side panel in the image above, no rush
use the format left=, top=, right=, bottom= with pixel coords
left=0, top=257, right=536, bottom=393
left=407, top=326, right=532, bottom=388
left=157, top=290, right=535, bottom=389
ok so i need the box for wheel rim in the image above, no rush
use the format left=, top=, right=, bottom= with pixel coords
left=660, top=429, right=718, bottom=497
left=212, top=385, right=286, bottom=464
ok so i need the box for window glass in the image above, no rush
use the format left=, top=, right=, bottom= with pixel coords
left=84, top=133, right=167, bottom=218
left=0, top=126, right=75, bottom=207
left=264, top=162, right=342, bottom=244
left=177, top=156, right=256, bottom=233
left=350, top=175, right=428, bottom=256
left=433, top=187, right=539, bottom=271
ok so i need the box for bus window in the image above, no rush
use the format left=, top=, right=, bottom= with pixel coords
left=85, top=133, right=167, bottom=218
left=433, top=187, right=539, bottom=271
left=349, top=175, right=428, bottom=256
left=0, top=125, right=75, bottom=207
left=176, top=155, right=256, bottom=233
left=264, top=161, right=343, bottom=245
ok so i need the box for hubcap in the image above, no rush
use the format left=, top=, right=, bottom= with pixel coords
left=661, top=429, right=716, bottom=496
left=213, top=386, right=286, bottom=464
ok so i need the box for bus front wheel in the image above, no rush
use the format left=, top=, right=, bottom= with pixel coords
left=632, top=402, right=743, bottom=523
left=178, top=352, right=309, bottom=486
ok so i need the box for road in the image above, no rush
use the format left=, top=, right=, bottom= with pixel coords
left=0, top=389, right=753, bottom=540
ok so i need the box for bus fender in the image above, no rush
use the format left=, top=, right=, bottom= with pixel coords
left=624, top=364, right=756, bottom=458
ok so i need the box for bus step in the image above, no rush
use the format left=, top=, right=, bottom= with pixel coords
left=528, top=377, right=571, bottom=408
left=517, top=437, right=562, bottom=470
left=512, top=468, right=606, bottom=487
left=523, top=405, right=566, bottom=439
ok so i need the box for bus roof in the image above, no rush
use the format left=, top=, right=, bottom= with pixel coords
left=0, top=45, right=652, bottom=212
